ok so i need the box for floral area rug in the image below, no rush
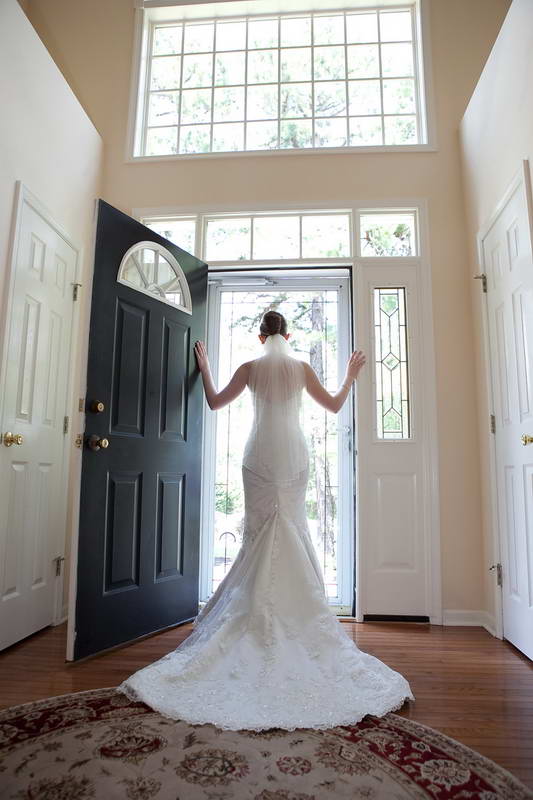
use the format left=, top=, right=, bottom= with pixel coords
left=0, top=688, right=531, bottom=799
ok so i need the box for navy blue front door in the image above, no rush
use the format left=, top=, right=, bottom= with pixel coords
left=74, top=199, right=207, bottom=660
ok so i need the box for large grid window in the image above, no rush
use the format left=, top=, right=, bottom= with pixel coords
left=138, top=5, right=424, bottom=157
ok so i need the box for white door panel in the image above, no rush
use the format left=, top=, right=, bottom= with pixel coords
left=359, top=265, right=430, bottom=617
left=0, top=190, right=77, bottom=650
left=482, top=161, right=533, bottom=660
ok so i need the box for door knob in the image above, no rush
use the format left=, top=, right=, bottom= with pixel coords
left=89, top=400, right=105, bottom=413
left=87, top=434, right=109, bottom=451
left=2, top=431, right=24, bottom=447
left=521, top=434, right=533, bottom=446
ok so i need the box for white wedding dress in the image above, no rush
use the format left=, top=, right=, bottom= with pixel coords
left=118, top=333, right=415, bottom=731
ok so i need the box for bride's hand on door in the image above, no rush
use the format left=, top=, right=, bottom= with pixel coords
left=194, top=340, right=210, bottom=373
left=346, top=350, right=366, bottom=382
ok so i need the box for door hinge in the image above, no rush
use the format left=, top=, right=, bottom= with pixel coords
left=490, top=413, right=496, bottom=434
left=63, top=415, right=69, bottom=434
left=54, top=555, right=65, bottom=577
left=473, top=273, right=487, bottom=293
left=489, top=562, right=502, bottom=586
left=72, top=282, right=82, bottom=301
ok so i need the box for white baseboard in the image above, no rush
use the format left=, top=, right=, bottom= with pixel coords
left=442, top=609, right=498, bottom=637
left=52, top=604, right=69, bottom=626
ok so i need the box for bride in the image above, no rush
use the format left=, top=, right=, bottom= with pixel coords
left=118, top=310, right=415, bottom=730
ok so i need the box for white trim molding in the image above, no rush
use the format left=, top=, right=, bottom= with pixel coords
left=442, top=609, right=497, bottom=636
left=134, top=198, right=442, bottom=626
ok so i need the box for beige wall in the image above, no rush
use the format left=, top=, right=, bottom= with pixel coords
left=460, top=0, right=533, bottom=629
left=0, top=0, right=103, bottom=611
left=23, top=0, right=511, bottom=614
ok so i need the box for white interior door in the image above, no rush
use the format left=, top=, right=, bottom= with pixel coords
left=482, top=161, right=533, bottom=661
left=0, top=185, right=78, bottom=651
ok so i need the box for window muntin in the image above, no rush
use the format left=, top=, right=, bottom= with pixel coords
left=373, top=287, right=410, bottom=438
left=118, top=241, right=193, bottom=313
left=139, top=6, right=422, bottom=157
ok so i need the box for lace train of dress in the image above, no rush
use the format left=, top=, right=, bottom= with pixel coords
left=118, top=464, right=415, bottom=730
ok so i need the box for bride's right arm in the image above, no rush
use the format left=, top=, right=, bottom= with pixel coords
left=303, top=351, right=366, bottom=413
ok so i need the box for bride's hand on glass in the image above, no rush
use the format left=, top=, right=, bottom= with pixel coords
left=194, top=340, right=210, bottom=373
left=346, top=350, right=366, bottom=382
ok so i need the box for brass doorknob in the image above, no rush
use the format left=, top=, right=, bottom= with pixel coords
left=521, top=434, right=533, bottom=446
left=90, top=400, right=105, bottom=413
left=87, top=434, right=109, bottom=451
left=2, top=432, right=24, bottom=447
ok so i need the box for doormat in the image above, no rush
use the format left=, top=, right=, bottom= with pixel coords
left=1, top=687, right=531, bottom=799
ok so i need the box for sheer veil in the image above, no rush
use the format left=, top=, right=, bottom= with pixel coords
left=242, top=332, right=308, bottom=484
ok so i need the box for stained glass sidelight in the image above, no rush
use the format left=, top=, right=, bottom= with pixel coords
left=373, top=287, right=410, bottom=438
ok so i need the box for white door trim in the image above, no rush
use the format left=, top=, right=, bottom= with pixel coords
left=0, top=181, right=82, bottom=630
left=475, top=158, right=533, bottom=641
left=133, top=199, right=442, bottom=625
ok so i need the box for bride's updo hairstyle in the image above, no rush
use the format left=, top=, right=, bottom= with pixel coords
left=260, top=310, right=287, bottom=337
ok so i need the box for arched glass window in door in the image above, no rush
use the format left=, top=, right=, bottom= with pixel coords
left=117, top=241, right=192, bottom=314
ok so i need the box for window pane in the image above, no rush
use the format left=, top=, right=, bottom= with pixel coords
left=146, top=219, right=196, bottom=253
left=148, top=91, right=180, bottom=126
left=141, top=8, right=423, bottom=156
left=302, top=215, right=350, bottom=257
left=247, top=85, right=278, bottom=119
left=215, top=52, right=245, bottom=86
left=315, top=117, right=348, bottom=148
left=348, top=80, right=381, bottom=115
left=150, top=57, right=181, bottom=90
left=384, top=115, right=417, bottom=145
left=349, top=116, right=383, bottom=146
left=379, top=11, right=412, bottom=42
left=383, top=79, right=415, bottom=114
left=360, top=213, right=416, bottom=256
left=246, top=121, right=278, bottom=149
left=313, top=15, right=345, bottom=45
left=179, top=125, right=210, bottom=154
left=374, top=288, right=410, bottom=438
left=347, top=44, right=379, bottom=79
left=184, top=23, right=214, bottom=53
left=181, top=88, right=212, bottom=124
left=247, top=49, right=278, bottom=84
left=280, top=17, right=311, bottom=47
left=281, top=83, right=312, bottom=118
left=216, top=21, right=246, bottom=51
left=146, top=126, right=177, bottom=155
left=314, top=81, right=346, bottom=116
left=252, top=216, right=300, bottom=259
left=314, top=46, right=346, bottom=80
left=213, top=87, right=245, bottom=122
left=281, top=48, right=312, bottom=82
left=153, top=26, right=183, bottom=55
left=381, top=43, right=414, bottom=77
left=346, top=13, right=378, bottom=43
left=212, top=122, right=244, bottom=152
left=182, top=54, right=213, bottom=87
left=248, top=18, right=278, bottom=49
left=206, top=218, right=251, bottom=260
left=280, top=119, right=313, bottom=148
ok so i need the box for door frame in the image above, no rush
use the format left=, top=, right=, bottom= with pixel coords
left=0, top=180, right=82, bottom=630
left=134, top=198, right=442, bottom=625
left=475, top=158, right=533, bottom=641
left=200, top=269, right=355, bottom=613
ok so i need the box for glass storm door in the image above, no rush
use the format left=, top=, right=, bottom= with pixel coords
left=200, top=271, right=355, bottom=613
left=73, top=200, right=207, bottom=660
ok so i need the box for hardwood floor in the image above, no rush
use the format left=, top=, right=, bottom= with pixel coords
left=1, top=621, right=532, bottom=789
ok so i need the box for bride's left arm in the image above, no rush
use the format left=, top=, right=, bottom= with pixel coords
left=194, top=341, right=249, bottom=410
